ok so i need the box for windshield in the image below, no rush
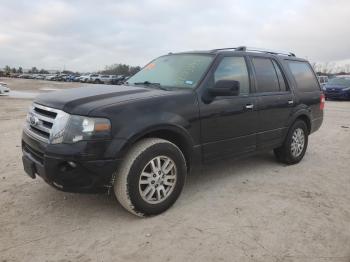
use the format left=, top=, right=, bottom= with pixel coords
left=328, top=78, right=350, bottom=86
left=127, top=54, right=213, bottom=89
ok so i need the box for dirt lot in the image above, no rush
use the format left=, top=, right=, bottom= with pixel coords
left=1, top=78, right=350, bottom=262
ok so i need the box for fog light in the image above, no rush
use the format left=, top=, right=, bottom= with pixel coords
left=68, top=161, right=77, bottom=168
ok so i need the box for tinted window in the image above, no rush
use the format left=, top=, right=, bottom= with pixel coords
left=214, top=57, right=250, bottom=95
left=288, top=61, right=320, bottom=91
left=252, top=58, right=280, bottom=92
left=272, top=60, right=287, bottom=91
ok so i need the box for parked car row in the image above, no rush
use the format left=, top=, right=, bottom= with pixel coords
left=15, top=73, right=127, bottom=85
left=78, top=74, right=127, bottom=84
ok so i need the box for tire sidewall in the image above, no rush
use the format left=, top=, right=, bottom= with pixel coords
left=286, top=120, right=308, bottom=163
left=126, top=142, right=186, bottom=216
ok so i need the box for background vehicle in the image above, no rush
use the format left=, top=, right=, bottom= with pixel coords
left=111, top=75, right=126, bottom=85
left=34, top=75, right=46, bottom=80
left=54, top=74, right=68, bottom=81
left=318, top=75, right=328, bottom=90
left=324, top=76, right=350, bottom=100
left=45, top=74, right=58, bottom=81
left=79, top=74, right=96, bottom=83
left=18, top=74, right=32, bottom=79
left=90, top=74, right=111, bottom=84
left=86, top=74, right=100, bottom=83
left=0, top=83, right=10, bottom=94
left=21, top=46, right=323, bottom=217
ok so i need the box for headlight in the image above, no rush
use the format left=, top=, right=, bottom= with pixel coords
left=51, top=115, right=111, bottom=144
left=342, top=87, right=350, bottom=91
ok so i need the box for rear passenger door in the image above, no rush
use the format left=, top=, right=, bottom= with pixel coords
left=249, top=56, right=295, bottom=149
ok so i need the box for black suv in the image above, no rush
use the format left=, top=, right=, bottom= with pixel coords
left=22, top=46, right=324, bottom=216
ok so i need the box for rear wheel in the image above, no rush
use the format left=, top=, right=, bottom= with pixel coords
left=274, top=120, right=308, bottom=165
left=114, top=138, right=187, bottom=217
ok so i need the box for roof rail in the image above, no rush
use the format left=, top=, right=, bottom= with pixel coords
left=211, top=46, right=296, bottom=57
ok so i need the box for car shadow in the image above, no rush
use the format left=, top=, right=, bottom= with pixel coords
left=30, top=151, right=280, bottom=221
left=185, top=151, right=279, bottom=190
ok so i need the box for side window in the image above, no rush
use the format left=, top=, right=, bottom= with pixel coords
left=252, top=57, right=280, bottom=92
left=287, top=61, right=320, bottom=92
left=214, top=57, right=250, bottom=95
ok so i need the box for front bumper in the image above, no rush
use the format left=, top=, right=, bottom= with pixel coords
left=22, top=131, right=123, bottom=193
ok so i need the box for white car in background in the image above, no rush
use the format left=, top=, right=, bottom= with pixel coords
left=79, top=74, right=96, bottom=83
left=45, top=74, right=58, bottom=81
left=92, top=74, right=117, bottom=84
left=0, top=82, right=10, bottom=95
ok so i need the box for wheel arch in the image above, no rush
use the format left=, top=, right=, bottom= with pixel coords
left=295, top=114, right=311, bottom=134
left=119, top=124, right=195, bottom=172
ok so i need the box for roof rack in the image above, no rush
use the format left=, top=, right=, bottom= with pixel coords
left=211, top=46, right=296, bottom=57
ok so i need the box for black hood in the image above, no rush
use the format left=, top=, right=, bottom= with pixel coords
left=34, top=85, right=166, bottom=115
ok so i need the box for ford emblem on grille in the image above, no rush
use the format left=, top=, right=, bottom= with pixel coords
left=29, top=115, right=40, bottom=126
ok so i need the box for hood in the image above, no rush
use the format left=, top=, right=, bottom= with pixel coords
left=325, top=84, right=348, bottom=90
left=34, top=85, right=166, bottom=115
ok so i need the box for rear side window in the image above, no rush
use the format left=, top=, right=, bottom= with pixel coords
left=287, top=61, right=320, bottom=92
left=252, top=58, right=280, bottom=92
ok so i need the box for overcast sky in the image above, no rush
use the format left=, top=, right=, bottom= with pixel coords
left=0, top=0, right=349, bottom=72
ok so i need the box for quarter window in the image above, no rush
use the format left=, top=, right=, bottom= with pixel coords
left=214, top=57, right=250, bottom=95
left=287, top=61, right=320, bottom=92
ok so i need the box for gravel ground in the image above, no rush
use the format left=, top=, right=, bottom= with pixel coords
left=0, top=78, right=350, bottom=262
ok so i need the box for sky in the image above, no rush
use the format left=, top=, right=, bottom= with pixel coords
left=0, top=0, right=349, bottom=72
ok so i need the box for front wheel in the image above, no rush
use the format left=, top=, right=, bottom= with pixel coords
left=114, top=138, right=187, bottom=217
left=274, top=120, right=308, bottom=165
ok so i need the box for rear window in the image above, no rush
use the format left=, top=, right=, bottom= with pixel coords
left=288, top=61, right=320, bottom=92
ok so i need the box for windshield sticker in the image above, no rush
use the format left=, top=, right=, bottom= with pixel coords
left=145, top=63, right=156, bottom=70
left=185, top=80, right=194, bottom=85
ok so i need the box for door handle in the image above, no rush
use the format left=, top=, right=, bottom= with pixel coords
left=288, top=100, right=294, bottom=105
left=245, top=104, right=254, bottom=109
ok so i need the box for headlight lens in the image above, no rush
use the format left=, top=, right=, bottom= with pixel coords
left=59, top=115, right=111, bottom=143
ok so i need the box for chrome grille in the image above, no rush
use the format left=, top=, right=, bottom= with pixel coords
left=24, top=103, right=70, bottom=144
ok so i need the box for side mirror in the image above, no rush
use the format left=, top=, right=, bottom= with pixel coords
left=208, top=80, right=240, bottom=97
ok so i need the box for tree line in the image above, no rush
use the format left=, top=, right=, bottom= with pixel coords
left=311, top=62, right=350, bottom=75
left=0, top=66, right=49, bottom=75
left=99, top=63, right=141, bottom=76
left=0, top=63, right=141, bottom=77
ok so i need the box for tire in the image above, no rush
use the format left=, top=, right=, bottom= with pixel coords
left=114, top=138, right=187, bottom=217
left=274, top=120, right=308, bottom=165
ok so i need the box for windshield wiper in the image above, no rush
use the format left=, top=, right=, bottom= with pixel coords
left=134, top=81, right=168, bottom=90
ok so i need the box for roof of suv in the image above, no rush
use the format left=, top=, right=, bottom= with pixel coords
left=171, top=46, right=306, bottom=61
